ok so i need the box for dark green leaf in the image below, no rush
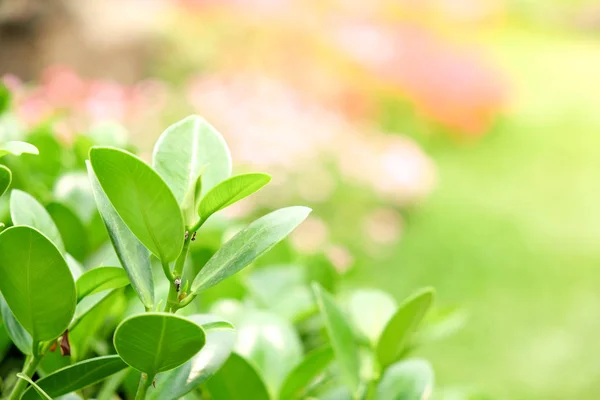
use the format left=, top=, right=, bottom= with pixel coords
left=89, top=147, right=184, bottom=262
left=10, top=189, right=65, bottom=252
left=152, top=115, right=231, bottom=204
left=0, top=293, right=32, bottom=354
left=199, top=173, right=271, bottom=220
left=347, top=289, right=397, bottom=346
left=376, top=359, right=434, bottom=400
left=76, top=267, right=129, bottom=302
left=113, top=313, right=206, bottom=375
left=0, top=141, right=39, bottom=158
left=0, top=164, right=10, bottom=197
left=279, top=347, right=334, bottom=400
left=191, top=206, right=311, bottom=294
left=0, top=226, right=76, bottom=342
left=87, top=161, right=154, bottom=309
left=206, top=353, right=270, bottom=400
left=148, top=315, right=236, bottom=400
left=21, top=356, right=129, bottom=400
left=376, top=288, right=434, bottom=369
left=312, top=283, right=361, bottom=395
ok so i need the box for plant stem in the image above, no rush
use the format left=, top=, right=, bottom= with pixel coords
left=134, top=372, right=155, bottom=400
left=8, top=354, right=41, bottom=400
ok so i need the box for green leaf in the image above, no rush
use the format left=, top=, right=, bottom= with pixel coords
left=76, top=267, right=129, bottom=302
left=312, top=283, right=361, bottom=395
left=89, top=147, right=184, bottom=262
left=376, top=359, right=434, bottom=400
left=0, top=226, right=76, bottom=342
left=206, top=353, right=270, bottom=400
left=10, top=189, right=65, bottom=252
left=191, top=206, right=311, bottom=294
left=46, top=202, right=87, bottom=261
left=0, top=141, right=39, bottom=158
left=199, top=173, right=271, bottom=220
left=148, top=315, right=236, bottom=400
left=279, top=347, right=334, bottom=400
left=113, top=313, right=206, bottom=376
left=152, top=115, right=232, bottom=204
left=21, top=356, right=129, bottom=400
left=87, top=161, right=154, bottom=309
left=0, top=164, right=11, bottom=197
left=0, top=293, right=32, bottom=354
left=234, top=310, right=303, bottom=394
left=16, top=374, right=52, bottom=400
left=347, top=289, right=397, bottom=346
left=376, top=288, right=435, bottom=369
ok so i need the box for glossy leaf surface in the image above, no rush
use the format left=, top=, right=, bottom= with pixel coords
left=206, top=353, right=270, bottom=400
left=191, top=206, right=311, bottom=294
left=76, top=267, right=129, bottom=302
left=312, top=283, right=361, bottom=395
left=0, top=226, right=76, bottom=342
left=114, top=313, right=205, bottom=375
left=10, top=189, right=65, bottom=252
left=152, top=115, right=231, bottom=203
left=87, top=162, right=154, bottom=309
left=89, top=147, right=184, bottom=262
left=376, top=288, right=434, bottom=369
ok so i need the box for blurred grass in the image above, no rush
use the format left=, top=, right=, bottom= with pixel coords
left=350, top=28, right=600, bottom=399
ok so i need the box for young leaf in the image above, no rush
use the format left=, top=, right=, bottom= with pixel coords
left=16, top=374, right=52, bottom=400
left=89, top=147, right=184, bottom=262
left=0, top=293, right=32, bottom=355
left=113, top=313, right=206, bottom=376
left=21, top=355, right=128, bottom=400
left=205, top=353, right=270, bottom=400
left=0, top=141, right=39, bottom=158
left=312, top=283, right=361, bottom=395
left=279, top=346, right=334, bottom=400
left=376, top=288, right=435, bottom=369
left=199, top=173, right=271, bottom=220
left=152, top=115, right=232, bottom=204
left=347, top=289, right=397, bottom=346
left=10, top=189, right=65, bottom=252
left=0, top=226, right=76, bottom=342
left=191, top=206, right=311, bottom=294
left=376, top=359, right=434, bottom=400
left=76, top=267, right=129, bottom=302
left=0, top=164, right=11, bottom=197
left=87, top=161, right=154, bottom=309
left=148, top=315, right=236, bottom=400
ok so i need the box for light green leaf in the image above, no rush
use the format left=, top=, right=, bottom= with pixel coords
left=0, top=226, right=76, bottom=342
left=206, top=353, right=270, bottom=400
left=87, top=161, right=154, bottom=309
left=191, top=206, right=311, bottom=294
left=148, top=315, right=236, bottom=400
left=199, top=173, right=271, bottom=220
left=16, top=374, right=52, bottom=400
left=0, top=164, right=11, bottom=197
left=347, top=289, right=397, bottom=346
left=0, top=141, right=39, bottom=158
left=113, top=313, right=206, bottom=376
left=152, top=115, right=232, bottom=204
left=376, top=288, right=434, bottom=369
left=89, top=147, right=184, bottom=262
left=312, top=283, right=361, bottom=395
left=0, top=293, right=32, bottom=354
left=279, top=347, right=334, bottom=400
left=76, top=267, right=129, bottom=302
left=235, top=310, right=303, bottom=394
left=21, top=356, right=129, bottom=400
left=10, top=189, right=65, bottom=252
left=376, top=359, right=434, bottom=400
left=46, top=202, right=87, bottom=261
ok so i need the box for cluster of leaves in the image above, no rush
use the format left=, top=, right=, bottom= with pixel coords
left=0, top=84, right=464, bottom=400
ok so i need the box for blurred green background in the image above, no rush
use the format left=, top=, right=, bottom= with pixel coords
left=2, top=0, right=600, bottom=398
